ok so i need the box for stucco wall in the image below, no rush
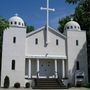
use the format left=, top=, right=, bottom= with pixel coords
left=67, top=30, right=88, bottom=85
left=26, top=28, right=66, bottom=57
left=1, top=27, right=26, bottom=87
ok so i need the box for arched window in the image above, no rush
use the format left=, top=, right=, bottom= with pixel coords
left=12, top=60, right=15, bottom=70
left=11, top=22, right=13, bottom=24
left=67, top=27, right=69, bottom=29
left=22, top=23, right=23, bottom=26
left=74, top=26, right=76, bottom=28
left=14, top=21, right=17, bottom=25
left=18, top=22, right=21, bottom=25
left=71, top=26, right=73, bottom=29
left=76, top=61, right=79, bottom=70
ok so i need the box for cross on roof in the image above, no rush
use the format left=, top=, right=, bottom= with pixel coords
left=40, top=0, right=55, bottom=44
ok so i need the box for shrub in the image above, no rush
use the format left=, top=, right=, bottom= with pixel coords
left=85, top=83, right=90, bottom=88
left=67, top=83, right=71, bottom=88
left=25, top=82, right=30, bottom=88
left=14, top=82, right=20, bottom=88
left=4, top=76, right=10, bottom=88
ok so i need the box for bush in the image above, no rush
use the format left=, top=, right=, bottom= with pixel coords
left=25, top=82, right=30, bottom=88
left=14, top=82, right=20, bottom=88
left=4, top=76, right=10, bottom=88
left=84, top=83, right=90, bottom=88
left=67, top=83, right=71, bottom=88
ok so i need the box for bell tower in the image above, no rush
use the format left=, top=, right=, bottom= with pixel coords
left=1, top=14, right=26, bottom=87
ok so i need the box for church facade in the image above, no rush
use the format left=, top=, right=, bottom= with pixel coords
left=1, top=15, right=88, bottom=87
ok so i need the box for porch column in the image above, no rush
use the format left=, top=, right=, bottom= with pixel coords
left=37, top=59, right=39, bottom=78
left=62, top=59, right=65, bottom=78
left=28, top=59, right=31, bottom=78
left=55, top=59, right=58, bottom=78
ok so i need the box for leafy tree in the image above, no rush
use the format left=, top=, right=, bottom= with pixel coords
left=65, top=0, right=87, bottom=4
left=62, top=0, right=90, bottom=82
left=58, top=15, right=74, bottom=33
left=0, top=17, right=9, bottom=31
left=58, top=0, right=90, bottom=34
left=0, top=17, right=34, bottom=71
left=0, top=17, right=9, bottom=72
left=74, top=0, right=90, bottom=36
left=26, top=25, right=34, bottom=33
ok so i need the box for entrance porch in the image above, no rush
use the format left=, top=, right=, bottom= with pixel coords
left=25, top=57, right=68, bottom=79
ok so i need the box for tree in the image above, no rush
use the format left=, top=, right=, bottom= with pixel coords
left=0, top=17, right=9, bottom=72
left=26, top=25, right=34, bottom=33
left=58, top=0, right=90, bottom=33
left=63, top=0, right=90, bottom=83
left=65, top=0, right=86, bottom=4
left=58, top=15, right=74, bottom=33
left=0, top=16, right=9, bottom=47
left=74, top=0, right=90, bottom=34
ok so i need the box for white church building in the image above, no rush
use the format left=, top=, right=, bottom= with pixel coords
left=1, top=0, right=88, bottom=88
left=1, top=14, right=88, bottom=87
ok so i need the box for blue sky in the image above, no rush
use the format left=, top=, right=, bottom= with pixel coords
left=0, top=0, right=77, bottom=29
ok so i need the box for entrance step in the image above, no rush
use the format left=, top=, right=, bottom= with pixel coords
left=32, top=78, right=67, bottom=89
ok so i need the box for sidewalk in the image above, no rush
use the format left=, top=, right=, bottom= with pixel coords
left=0, top=87, right=90, bottom=90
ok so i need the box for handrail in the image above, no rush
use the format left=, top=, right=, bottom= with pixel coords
left=37, top=71, right=40, bottom=78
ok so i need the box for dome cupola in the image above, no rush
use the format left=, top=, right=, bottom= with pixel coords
left=9, top=14, right=25, bottom=27
left=64, top=19, right=81, bottom=31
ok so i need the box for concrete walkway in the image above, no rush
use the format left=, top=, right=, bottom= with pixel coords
left=0, top=87, right=90, bottom=90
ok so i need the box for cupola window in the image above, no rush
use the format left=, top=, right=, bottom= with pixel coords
left=14, top=21, right=17, bottom=25
left=11, top=22, right=13, bottom=24
left=22, top=23, right=23, bottom=26
left=18, top=22, right=21, bottom=25
left=67, top=27, right=69, bottom=29
left=71, top=26, right=73, bottom=29
left=74, top=26, right=76, bottom=28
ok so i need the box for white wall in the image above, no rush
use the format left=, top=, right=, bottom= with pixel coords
left=67, top=30, right=88, bottom=85
left=26, top=28, right=66, bottom=57
left=1, top=27, right=26, bottom=87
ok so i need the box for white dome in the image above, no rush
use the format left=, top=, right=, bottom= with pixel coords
left=9, top=14, right=25, bottom=27
left=64, top=20, right=81, bottom=31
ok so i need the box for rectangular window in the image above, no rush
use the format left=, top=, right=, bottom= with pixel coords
left=76, top=40, right=78, bottom=46
left=12, top=60, right=15, bottom=70
left=56, top=39, right=58, bottom=45
left=13, top=37, right=16, bottom=43
left=35, top=38, right=38, bottom=45
left=76, top=61, right=79, bottom=70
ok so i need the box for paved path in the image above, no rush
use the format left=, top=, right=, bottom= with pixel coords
left=0, top=87, right=90, bottom=90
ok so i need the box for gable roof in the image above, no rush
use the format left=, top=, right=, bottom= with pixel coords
left=26, top=26, right=67, bottom=38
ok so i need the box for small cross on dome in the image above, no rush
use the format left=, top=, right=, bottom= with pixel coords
left=71, top=17, right=74, bottom=21
left=15, top=13, right=18, bottom=16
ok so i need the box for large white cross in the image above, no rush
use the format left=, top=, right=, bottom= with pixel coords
left=40, top=0, right=55, bottom=44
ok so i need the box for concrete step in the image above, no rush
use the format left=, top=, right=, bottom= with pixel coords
left=32, top=78, right=67, bottom=89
